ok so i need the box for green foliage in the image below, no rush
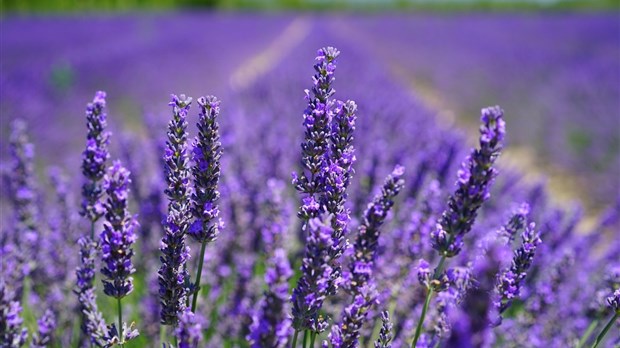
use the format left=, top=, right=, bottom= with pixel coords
left=1, top=0, right=617, bottom=13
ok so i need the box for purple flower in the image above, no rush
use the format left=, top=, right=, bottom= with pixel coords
left=291, top=216, right=336, bottom=333
left=0, top=281, right=28, bottom=347
left=175, top=309, right=203, bottom=348
left=248, top=249, right=293, bottom=348
left=494, top=222, right=541, bottom=320
left=292, top=46, right=341, bottom=217
left=74, top=237, right=108, bottom=346
left=375, top=311, right=394, bottom=348
left=497, top=203, right=530, bottom=243
left=417, top=259, right=432, bottom=288
left=329, top=283, right=378, bottom=348
left=8, top=119, right=39, bottom=272
left=431, top=106, right=505, bottom=257
left=31, top=309, right=56, bottom=348
left=188, top=95, right=222, bottom=244
left=607, top=289, right=620, bottom=311
left=292, top=47, right=356, bottom=335
left=159, top=94, right=193, bottom=325
left=81, top=91, right=111, bottom=223
left=100, top=161, right=138, bottom=299
left=332, top=167, right=405, bottom=346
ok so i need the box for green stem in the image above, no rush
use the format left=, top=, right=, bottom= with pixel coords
left=118, top=298, right=124, bottom=348
left=309, top=331, right=316, bottom=348
left=411, top=287, right=434, bottom=348
left=292, top=330, right=300, bottom=348
left=303, top=330, right=309, bottom=348
left=411, top=255, right=447, bottom=348
left=90, top=221, right=95, bottom=239
left=591, top=312, right=619, bottom=348
left=577, top=319, right=599, bottom=348
left=191, top=240, right=208, bottom=312
left=160, top=326, right=167, bottom=346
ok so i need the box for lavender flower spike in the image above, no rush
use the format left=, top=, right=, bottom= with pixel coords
left=74, top=237, right=108, bottom=347
left=31, top=309, right=56, bottom=348
left=9, top=119, right=39, bottom=277
left=248, top=249, right=293, bottom=348
left=81, top=91, right=111, bottom=223
left=188, top=95, right=222, bottom=243
left=494, top=222, right=541, bottom=320
left=412, top=106, right=505, bottom=348
left=291, top=215, right=336, bottom=333
left=100, top=160, right=138, bottom=299
left=187, top=95, right=223, bottom=312
left=375, top=311, right=394, bottom=348
left=174, top=309, right=202, bottom=348
left=0, top=281, right=28, bottom=347
left=349, top=165, right=405, bottom=287
left=331, top=166, right=405, bottom=347
left=431, top=106, right=505, bottom=257
left=159, top=94, right=192, bottom=325
left=292, top=47, right=341, bottom=221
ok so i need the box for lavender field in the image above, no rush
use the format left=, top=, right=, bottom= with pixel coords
left=1, top=12, right=619, bottom=348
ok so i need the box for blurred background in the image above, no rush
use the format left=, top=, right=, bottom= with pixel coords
left=1, top=0, right=619, bottom=217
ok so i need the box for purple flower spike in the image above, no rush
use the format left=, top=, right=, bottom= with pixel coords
left=329, top=283, right=378, bottom=348
left=100, top=161, right=138, bottom=299
left=75, top=237, right=108, bottom=346
left=31, top=309, right=56, bottom=348
left=188, top=95, right=222, bottom=243
left=81, top=91, right=111, bottom=222
left=607, top=289, right=620, bottom=312
left=248, top=249, right=293, bottom=348
left=291, top=215, right=336, bottom=333
left=497, top=203, right=530, bottom=243
left=292, top=47, right=356, bottom=335
left=494, top=222, right=542, bottom=321
left=174, top=309, right=203, bottom=348
left=159, top=94, right=193, bottom=325
left=8, top=119, right=39, bottom=292
left=375, top=311, right=394, bottom=348
left=0, top=281, right=28, bottom=347
left=333, top=166, right=405, bottom=346
left=431, top=106, right=505, bottom=257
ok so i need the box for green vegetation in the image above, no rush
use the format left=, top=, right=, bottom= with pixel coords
left=1, top=0, right=618, bottom=13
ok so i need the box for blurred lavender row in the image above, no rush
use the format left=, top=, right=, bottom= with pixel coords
left=343, top=13, right=620, bottom=207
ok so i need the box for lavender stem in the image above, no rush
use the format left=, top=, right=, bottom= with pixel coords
left=190, top=240, right=208, bottom=312
left=411, top=254, right=447, bottom=348
left=576, top=319, right=599, bottom=348
left=118, top=298, right=124, bottom=348
left=591, top=312, right=618, bottom=348
left=292, top=330, right=299, bottom=347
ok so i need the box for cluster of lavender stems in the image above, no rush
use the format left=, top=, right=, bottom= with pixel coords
left=290, top=46, right=359, bottom=346
left=188, top=95, right=223, bottom=313
left=157, top=92, right=222, bottom=346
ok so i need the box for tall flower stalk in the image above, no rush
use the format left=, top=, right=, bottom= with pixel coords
left=411, top=106, right=506, bottom=348
left=291, top=46, right=358, bottom=344
left=159, top=95, right=192, bottom=327
left=188, top=95, right=223, bottom=313
left=100, top=161, right=139, bottom=346
left=81, top=91, right=111, bottom=234
left=330, top=166, right=405, bottom=347
left=8, top=119, right=39, bottom=298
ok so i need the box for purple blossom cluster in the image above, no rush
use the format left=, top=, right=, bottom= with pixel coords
left=0, top=22, right=618, bottom=348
